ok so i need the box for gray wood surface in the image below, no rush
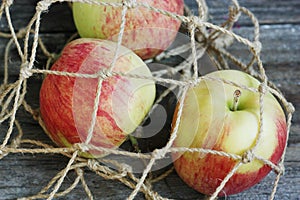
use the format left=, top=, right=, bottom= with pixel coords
left=0, top=0, right=300, bottom=199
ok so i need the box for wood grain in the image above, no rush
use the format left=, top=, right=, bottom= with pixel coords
left=0, top=0, right=300, bottom=199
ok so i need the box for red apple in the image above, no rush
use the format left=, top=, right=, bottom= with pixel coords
left=39, top=38, right=156, bottom=157
left=171, top=70, right=287, bottom=196
left=72, top=0, right=184, bottom=60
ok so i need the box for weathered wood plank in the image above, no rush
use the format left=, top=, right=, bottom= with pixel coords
left=0, top=63, right=299, bottom=200
left=0, top=143, right=299, bottom=199
left=1, top=24, right=299, bottom=76
left=0, top=32, right=73, bottom=77
left=186, top=0, right=300, bottom=26
left=0, top=1, right=75, bottom=33
left=0, top=0, right=300, bottom=33
left=1, top=95, right=300, bottom=200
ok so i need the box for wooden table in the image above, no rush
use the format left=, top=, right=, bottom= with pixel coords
left=0, top=0, right=299, bottom=199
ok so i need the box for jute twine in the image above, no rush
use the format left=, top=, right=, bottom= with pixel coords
left=0, top=0, right=295, bottom=199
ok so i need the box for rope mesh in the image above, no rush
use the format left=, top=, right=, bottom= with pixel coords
left=0, top=0, right=295, bottom=199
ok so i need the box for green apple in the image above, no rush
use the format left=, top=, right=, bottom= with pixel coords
left=172, top=70, right=287, bottom=196
left=72, top=0, right=184, bottom=60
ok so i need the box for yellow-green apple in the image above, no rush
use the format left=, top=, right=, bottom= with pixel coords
left=171, top=70, right=287, bottom=196
left=72, top=0, right=184, bottom=60
left=39, top=38, right=156, bottom=157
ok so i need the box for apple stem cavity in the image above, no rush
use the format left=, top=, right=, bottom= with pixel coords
left=231, top=89, right=242, bottom=111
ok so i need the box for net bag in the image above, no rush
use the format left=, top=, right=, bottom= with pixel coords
left=0, top=0, right=295, bottom=199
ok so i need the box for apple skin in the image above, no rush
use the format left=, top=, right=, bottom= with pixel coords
left=39, top=38, right=156, bottom=157
left=171, top=70, right=287, bottom=196
left=72, top=0, right=184, bottom=60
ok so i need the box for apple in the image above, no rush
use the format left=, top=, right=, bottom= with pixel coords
left=72, top=0, right=184, bottom=60
left=171, top=70, right=287, bottom=196
left=39, top=38, right=156, bottom=157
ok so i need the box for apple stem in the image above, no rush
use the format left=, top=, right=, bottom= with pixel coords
left=232, top=89, right=241, bottom=111
left=128, top=135, right=141, bottom=153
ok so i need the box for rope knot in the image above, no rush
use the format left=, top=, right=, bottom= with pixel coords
left=188, top=16, right=200, bottom=30
left=120, top=163, right=133, bottom=174
left=277, top=162, right=285, bottom=175
left=0, top=148, right=7, bottom=159
left=213, top=33, right=234, bottom=49
left=4, top=0, right=14, bottom=7
left=287, top=103, right=295, bottom=113
left=229, top=6, right=241, bottom=23
left=36, top=0, right=51, bottom=12
left=11, top=138, right=21, bottom=148
left=241, top=150, right=254, bottom=164
left=167, top=67, right=177, bottom=76
left=87, top=159, right=100, bottom=171
left=31, top=109, right=40, bottom=121
left=123, top=0, right=137, bottom=9
left=16, top=28, right=28, bottom=38
left=20, top=62, right=32, bottom=79
left=74, top=143, right=89, bottom=153
left=252, top=41, right=262, bottom=53
left=97, top=69, right=113, bottom=80
left=258, top=83, right=267, bottom=94
left=152, top=148, right=167, bottom=160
